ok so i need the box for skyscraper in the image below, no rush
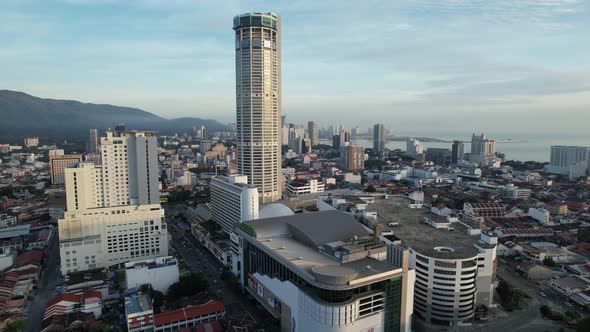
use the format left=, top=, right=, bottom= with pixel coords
left=340, top=129, right=351, bottom=146
left=546, top=145, right=590, bottom=180
left=471, top=133, right=496, bottom=160
left=234, top=12, right=282, bottom=204
left=332, top=134, right=341, bottom=150
left=88, top=128, right=98, bottom=154
left=451, top=140, right=464, bottom=164
left=373, top=124, right=385, bottom=152
left=307, top=120, right=318, bottom=147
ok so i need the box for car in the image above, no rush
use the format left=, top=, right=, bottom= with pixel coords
left=565, top=302, right=573, bottom=307
left=540, top=293, right=546, bottom=297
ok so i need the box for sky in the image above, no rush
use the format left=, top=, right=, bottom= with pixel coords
left=2, top=0, right=590, bottom=140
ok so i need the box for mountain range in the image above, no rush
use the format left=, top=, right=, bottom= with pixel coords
left=0, top=90, right=228, bottom=142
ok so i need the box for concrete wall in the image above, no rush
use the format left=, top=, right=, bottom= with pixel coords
left=126, top=259, right=179, bottom=294
left=251, top=273, right=390, bottom=332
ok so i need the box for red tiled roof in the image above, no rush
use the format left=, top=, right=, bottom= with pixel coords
left=82, top=291, right=102, bottom=300
left=14, top=249, right=44, bottom=267
left=46, top=290, right=102, bottom=309
left=11, top=267, right=39, bottom=277
left=154, top=300, right=224, bottom=326
left=46, top=293, right=83, bottom=308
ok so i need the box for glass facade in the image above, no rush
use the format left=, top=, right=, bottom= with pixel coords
left=233, top=13, right=278, bottom=29
left=384, top=277, right=403, bottom=332
left=244, top=241, right=391, bottom=305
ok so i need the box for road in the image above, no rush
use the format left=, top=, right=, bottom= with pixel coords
left=476, top=261, right=570, bottom=332
left=166, top=215, right=271, bottom=329
left=26, top=232, right=61, bottom=332
left=168, top=220, right=223, bottom=291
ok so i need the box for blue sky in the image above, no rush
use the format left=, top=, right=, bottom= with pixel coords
left=2, top=0, right=589, bottom=138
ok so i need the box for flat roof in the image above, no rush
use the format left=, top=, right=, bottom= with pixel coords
left=368, top=196, right=494, bottom=259
left=253, top=210, right=370, bottom=247
left=241, top=211, right=402, bottom=289
left=553, top=276, right=590, bottom=289
left=125, top=290, right=152, bottom=315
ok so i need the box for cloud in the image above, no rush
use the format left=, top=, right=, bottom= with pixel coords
left=2, top=0, right=588, bottom=133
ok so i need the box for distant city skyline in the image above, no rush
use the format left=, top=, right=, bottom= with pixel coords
left=2, top=0, right=590, bottom=137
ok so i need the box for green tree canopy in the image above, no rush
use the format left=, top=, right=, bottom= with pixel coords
left=167, top=274, right=209, bottom=301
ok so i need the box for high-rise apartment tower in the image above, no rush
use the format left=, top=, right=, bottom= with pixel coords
left=373, top=124, right=385, bottom=152
left=58, top=130, right=167, bottom=275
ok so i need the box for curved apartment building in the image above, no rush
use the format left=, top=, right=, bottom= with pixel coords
left=410, top=248, right=480, bottom=325
left=234, top=13, right=282, bottom=204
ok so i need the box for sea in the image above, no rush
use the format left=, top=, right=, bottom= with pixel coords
left=319, top=132, right=590, bottom=162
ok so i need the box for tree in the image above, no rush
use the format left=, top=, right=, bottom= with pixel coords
left=364, top=159, right=385, bottom=170
left=365, top=185, right=377, bottom=193
left=0, top=186, right=16, bottom=199
left=540, top=305, right=552, bottom=318
left=5, top=320, right=24, bottom=332
left=497, top=279, right=527, bottom=311
left=139, top=284, right=165, bottom=314
left=167, top=274, right=209, bottom=301
left=566, top=311, right=581, bottom=320
left=284, top=158, right=299, bottom=167
left=577, top=316, right=590, bottom=332
left=543, top=257, right=556, bottom=267
left=168, top=188, right=192, bottom=203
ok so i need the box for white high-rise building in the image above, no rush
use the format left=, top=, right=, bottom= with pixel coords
left=406, top=138, right=424, bottom=154
left=545, top=145, right=590, bottom=180
left=58, top=130, right=168, bottom=275
left=234, top=12, right=282, bottom=204
left=100, top=131, right=160, bottom=206
left=470, top=133, right=496, bottom=163
left=210, top=175, right=259, bottom=235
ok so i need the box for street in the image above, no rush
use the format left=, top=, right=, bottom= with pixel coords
left=26, top=232, right=61, bottom=332
left=475, top=260, right=579, bottom=332
left=167, top=221, right=223, bottom=291
left=166, top=213, right=272, bottom=329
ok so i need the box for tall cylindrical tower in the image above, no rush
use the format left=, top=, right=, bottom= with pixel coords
left=233, top=12, right=282, bottom=204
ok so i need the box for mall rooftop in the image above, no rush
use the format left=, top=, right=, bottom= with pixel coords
left=236, top=210, right=403, bottom=290
left=334, top=195, right=496, bottom=259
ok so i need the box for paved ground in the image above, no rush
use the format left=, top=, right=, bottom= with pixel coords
left=167, top=214, right=271, bottom=329
left=168, top=221, right=223, bottom=291
left=471, top=259, right=578, bottom=332
left=25, top=233, right=61, bottom=332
